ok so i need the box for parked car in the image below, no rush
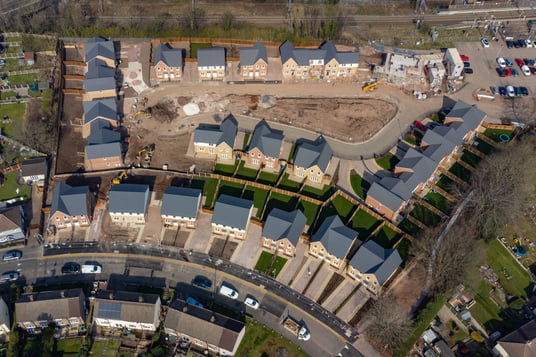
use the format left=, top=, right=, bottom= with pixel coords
left=0, top=60, right=4, bottom=66
left=61, top=262, right=80, bottom=274
left=413, top=120, right=427, bottom=132
left=523, top=58, right=535, bottom=66
left=244, top=296, right=260, bottom=310
left=514, top=86, right=522, bottom=97
left=186, top=297, right=204, bottom=308
left=515, top=58, right=525, bottom=67
left=504, top=57, right=513, bottom=67
left=511, top=68, right=519, bottom=77
left=506, top=40, right=514, bottom=48
left=2, top=250, right=22, bottom=261
left=463, top=61, right=471, bottom=68
left=521, top=65, right=532, bottom=76
left=507, top=85, right=515, bottom=97
left=490, top=86, right=499, bottom=95
left=520, top=86, right=529, bottom=96
left=526, top=39, right=533, bottom=48
left=192, top=276, right=212, bottom=289
left=460, top=54, right=470, bottom=62
left=219, top=284, right=239, bottom=299
left=481, top=38, right=490, bottom=48
left=0, top=271, right=19, bottom=282
left=514, top=39, right=524, bottom=48
left=504, top=68, right=513, bottom=77
left=498, top=86, right=507, bottom=96
left=496, top=68, right=506, bottom=77
left=464, top=68, right=474, bottom=74
left=497, top=57, right=507, bottom=68
left=531, top=67, right=536, bottom=75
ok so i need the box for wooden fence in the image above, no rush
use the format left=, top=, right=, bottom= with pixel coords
left=481, top=121, right=516, bottom=131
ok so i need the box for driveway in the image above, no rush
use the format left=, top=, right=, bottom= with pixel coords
left=138, top=204, right=163, bottom=245
left=230, top=222, right=262, bottom=268
left=184, top=212, right=213, bottom=253
left=289, top=256, right=323, bottom=294
left=322, top=278, right=359, bottom=312
left=303, top=264, right=334, bottom=301
left=277, top=240, right=308, bottom=285
left=336, top=285, right=370, bottom=322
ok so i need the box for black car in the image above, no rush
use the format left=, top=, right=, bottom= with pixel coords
left=192, top=276, right=212, bottom=289
left=514, top=86, right=522, bottom=97
left=524, top=58, right=535, bottom=66
left=506, top=40, right=514, bottom=48
left=499, top=86, right=507, bottom=96
left=496, top=68, right=506, bottom=77
left=61, top=262, right=80, bottom=274
left=463, top=61, right=471, bottom=68
left=464, top=68, right=474, bottom=74
left=515, top=39, right=525, bottom=48
left=520, top=86, right=529, bottom=96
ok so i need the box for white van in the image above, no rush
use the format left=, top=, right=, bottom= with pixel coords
left=219, top=284, right=239, bottom=299
left=81, top=264, right=102, bottom=274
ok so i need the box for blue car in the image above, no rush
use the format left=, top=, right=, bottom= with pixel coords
left=499, top=86, right=507, bottom=96
left=192, top=276, right=212, bottom=289
left=511, top=68, right=519, bottom=77
left=186, top=297, right=204, bottom=308
left=496, top=68, right=506, bottom=77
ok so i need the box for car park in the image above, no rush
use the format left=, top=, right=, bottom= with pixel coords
left=496, top=68, right=506, bottom=77
left=504, top=57, right=513, bottom=67
left=219, top=284, right=239, bottom=299
left=61, top=262, right=80, bottom=274
left=499, top=86, right=507, bottom=96
left=511, top=68, right=519, bottom=77
left=514, top=87, right=522, bottom=97
left=490, top=86, right=499, bottom=95
left=245, top=296, right=260, bottom=309
left=497, top=57, right=506, bottom=68
left=460, top=54, right=470, bottom=62
left=192, top=276, right=212, bottom=289
left=463, top=61, right=471, bottom=68
left=521, top=65, right=531, bottom=76
left=515, top=58, right=525, bottom=67
left=0, top=271, right=19, bottom=282
left=507, top=86, right=515, bottom=97
left=464, top=68, right=473, bottom=74
left=520, top=86, right=529, bottom=96
left=2, top=250, right=22, bottom=261
left=481, top=38, right=490, bottom=48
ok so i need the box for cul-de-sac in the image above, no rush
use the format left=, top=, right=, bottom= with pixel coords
left=0, top=1, right=535, bottom=356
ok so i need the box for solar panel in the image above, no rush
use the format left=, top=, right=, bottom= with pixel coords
left=97, top=302, right=121, bottom=319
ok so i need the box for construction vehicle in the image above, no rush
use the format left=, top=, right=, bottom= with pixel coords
left=137, top=143, right=155, bottom=158
left=282, top=316, right=311, bottom=341
left=136, top=144, right=155, bottom=168
left=111, top=171, right=128, bottom=185
left=362, top=80, right=382, bottom=92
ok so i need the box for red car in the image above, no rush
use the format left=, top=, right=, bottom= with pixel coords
left=413, top=120, right=428, bottom=132
left=515, top=58, right=525, bottom=67
left=460, top=54, right=470, bottom=61
left=504, top=68, right=513, bottom=76
left=531, top=67, right=536, bottom=75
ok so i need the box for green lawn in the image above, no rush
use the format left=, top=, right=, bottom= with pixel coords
left=190, top=42, right=212, bottom=58
left=217, top=181, right=244, bottom=198
left=257, top=171, right=279, bottom=185
left=191, top=178, right=218, bottom=208
left=287, top=144, right=296, bottom=161
left=254, top=251, right=287, bottom=277
left=314, top=195, right=356, bottom=230
left=242, top=185, right=269, bottom=217
left=372, top=224, right=401, bottom=249
left=436, top=175, right=456, bottom=193
left=214, top=162, right=237, bottom=176
left=2, top=58, right=22, bottom=72
left=397, top=218, right=422, bottom=236
left=278, top=173, right=301, bottom=192
left=449, top=162, right=472, bottom=182
left=242, top=133, right=250, bottom=150
left=255, top=251, right=272, bottom=272
left=0, top=91, right=17, bottom=100
left=300, top=184, right=334, bottom=201
left=475, top=138, right=495, bottom=155
left=56, top=337, right=87, bottom=356
left=461, top=150, right=482, bottom=167
left=410, top=204, right=442, bottom=226
left=90, top=339, right=121, bottom=357
left=396, top=238, right=412, bottom=263
left=0, top=171, right=31, bottom=201
left=349, top=208, right=381, bottom=238
left=483, top=128, right=514, bottom=143
left=235, top=318, right=309, bottom=357
left=263, top=192, right=299, bottom=219
left=297, top=200, right=320, bottom=226
left=403, top=134, right=418, bottom=146
left=375, top=152, right=400, bottom=171
left=235, top=161, right=258, bottom=180
left=0, top=103, right=26, bottom=141
left=7, top=73, right=39, bottom=86
left=424, top=190, right=452, bottom=214
left=349, top=170, right=371, bottom=199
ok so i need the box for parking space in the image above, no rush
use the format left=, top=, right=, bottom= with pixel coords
left=322, top=278, right=359, bottom=312
left=139, top=205, right=163, bottom=245
left=335, top=285, right=370, bottom=322
left=289, top=256, right=322, bottom=294
left=183, top=212, right=212, bottom=253
left=277, top=240, right=308, bottom=285
left=230, top=223, right=262, bottom=268
left=304, top=264, right=334, bottom=301
left=208, top=237, right=238, bottom=260
left=161, top=228, right=191, bottom=248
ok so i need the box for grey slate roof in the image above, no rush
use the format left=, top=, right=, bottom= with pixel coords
left=293, top=136, right=333, bottom=171
left=108, top=184, right=150, bottom=215
left=496, top=320, right=536, bottom=357
left=82, top=99, right=117, bottom=124
left=85, top=142, right=122, bottom=160
left=84, top=76, right=116, bottom=92
left=212, top=194, right=253, bottom=230
left=154, top=43, right=183, bottom=68
left=16, top=289, right=85, bottom=323
left=240, top=41, right=267, bottom=66
left=21, top=157, right=47, bottom=177
left=50, top=182, right=90, bottom=217
left=262, top=208, right=306, bottom=246
left=0, top=206, right=22, bottom=232
left=279, top=40, right=359, bottom=66
left=194, top=114, right=237, bottom=147
left=94, top=290, right=159, bottom=324
left=311, top=215, right=357, bottom=259
left=367, top=182, right=405, bottom=213
left=87, top=120, right=121, bottom=145
left=161, top=187, right=201, bottom=219
left=247, top=120, right=283, bottom=158
left=197, top=48, right=225, bottom=67
left=165, top=299, right=245, bottom=354
left=85, top=59, right=116, bottom=80
left=85, top=37, right=115, bottom=63
left=348, top=240, right=402, bottom=285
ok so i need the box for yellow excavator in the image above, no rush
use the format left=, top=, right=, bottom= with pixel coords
left=111, top=171, right=128, bottom=185
left=137, top=143, right=155, bottom=158
left=362, top=80, right=382, bottom=92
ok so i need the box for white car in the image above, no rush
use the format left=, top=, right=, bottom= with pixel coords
left=219, top=284, right=239, bottom=299
left=244, top=296, right=259, bottom=309
left=526, top=39, right=533, bottom=48
left=481, top=38, right=490, bottom=48
left=497, top=57, right=506, bottom=68
left=507, top=86, right=515, bottom=97
left=521, top=65, right=532, bottom=76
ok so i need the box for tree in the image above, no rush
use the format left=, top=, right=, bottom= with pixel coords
left=23, top=99, right=56, bottom=154
left=222, top=12, right=235, bottom=31
left=365, top=296, right=413, bottom=350
left=7, top=329, right=20, bottom=357
left=501, top=97, right=536, bottom=129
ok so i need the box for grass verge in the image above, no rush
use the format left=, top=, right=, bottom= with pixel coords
left=375, top=152, right=400, bottom=171
left=349, top=170, right=371, bottom=199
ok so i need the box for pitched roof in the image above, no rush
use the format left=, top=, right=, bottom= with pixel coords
left=154, top=43, right=183, bottom=68
left=161, top=187, right=201, bottom=219
left=94, top=290, right=160, bottom=324
left=212, top=194, right=253, bottom=230
left=311, top=215, right=357, bottom=259
left=21, top=157, right=47, bottom=177
left=247, top=120, right=283, bottom=158
left=197, top=48, right=225, bottom=67
left=84, top=76, right=116, bottom=92
left=349, top=240, right=402, bottom=285
left=82, top=99, right=117, bottom=125
left=165, top=299, right=245, bottom=354
left=16, top=289, right=85, bottom=323
left=240, top=41, right=267, bottom=66
left=85, top=59, right=116, bottom=80
left=496, top=320, right=536, bottom=357
left=279, top=40, right=359, bottom=66
left=366, top=182, right=405, bottom=213
left=50, top=182, right=90, bottom=217
left=85, top=142, right=122, bottom=160
left=87, top=120, right=121, bottom=145
left=193, top=114, right=237, bottom=147
left=262, top=208, right=306, bottom=246
left=0, top=206, right=22, bottom=232
left=108, top=184, right=150, bottom=215
left=293, top=136, right=332, bottom=171
left=85, top=37, right=115, bottom=63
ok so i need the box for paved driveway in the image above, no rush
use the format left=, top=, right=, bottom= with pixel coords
left=304, top=264, right=334, bottom=301
left=336, top=285, right=370, bottom=322
left=322, top=278, right=359, bottom=312
left=290, top=256, right=323, bottom=294
left=277, top=240, right=308, bottom=285
left=139, top=204, right=163, bottom=245
left=184, top=212, right=213, bottom=253
left=230, top=223, right=262, bottom=268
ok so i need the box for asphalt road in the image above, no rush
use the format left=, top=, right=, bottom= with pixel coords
left=0, top=244, right=362, bottom=356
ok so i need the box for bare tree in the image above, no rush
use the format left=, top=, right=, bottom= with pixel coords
left=501, top=97, right=536, bottom=129
left=365, top=296, right=413, bottom=350
left=23, top=100, right=55, bottom=154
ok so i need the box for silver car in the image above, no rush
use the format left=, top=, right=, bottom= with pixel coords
left=2, top=250, right=22, bottom=261
left=0, top=271, right=19, bottom=282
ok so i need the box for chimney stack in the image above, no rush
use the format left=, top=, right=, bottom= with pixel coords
left=138, top=295, right=144, bottom=303
left=108, top=293, right=114, bottom=300
left=28, top=295, right=34, bottom=301
left=60, top=291, right=65, bottom=298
